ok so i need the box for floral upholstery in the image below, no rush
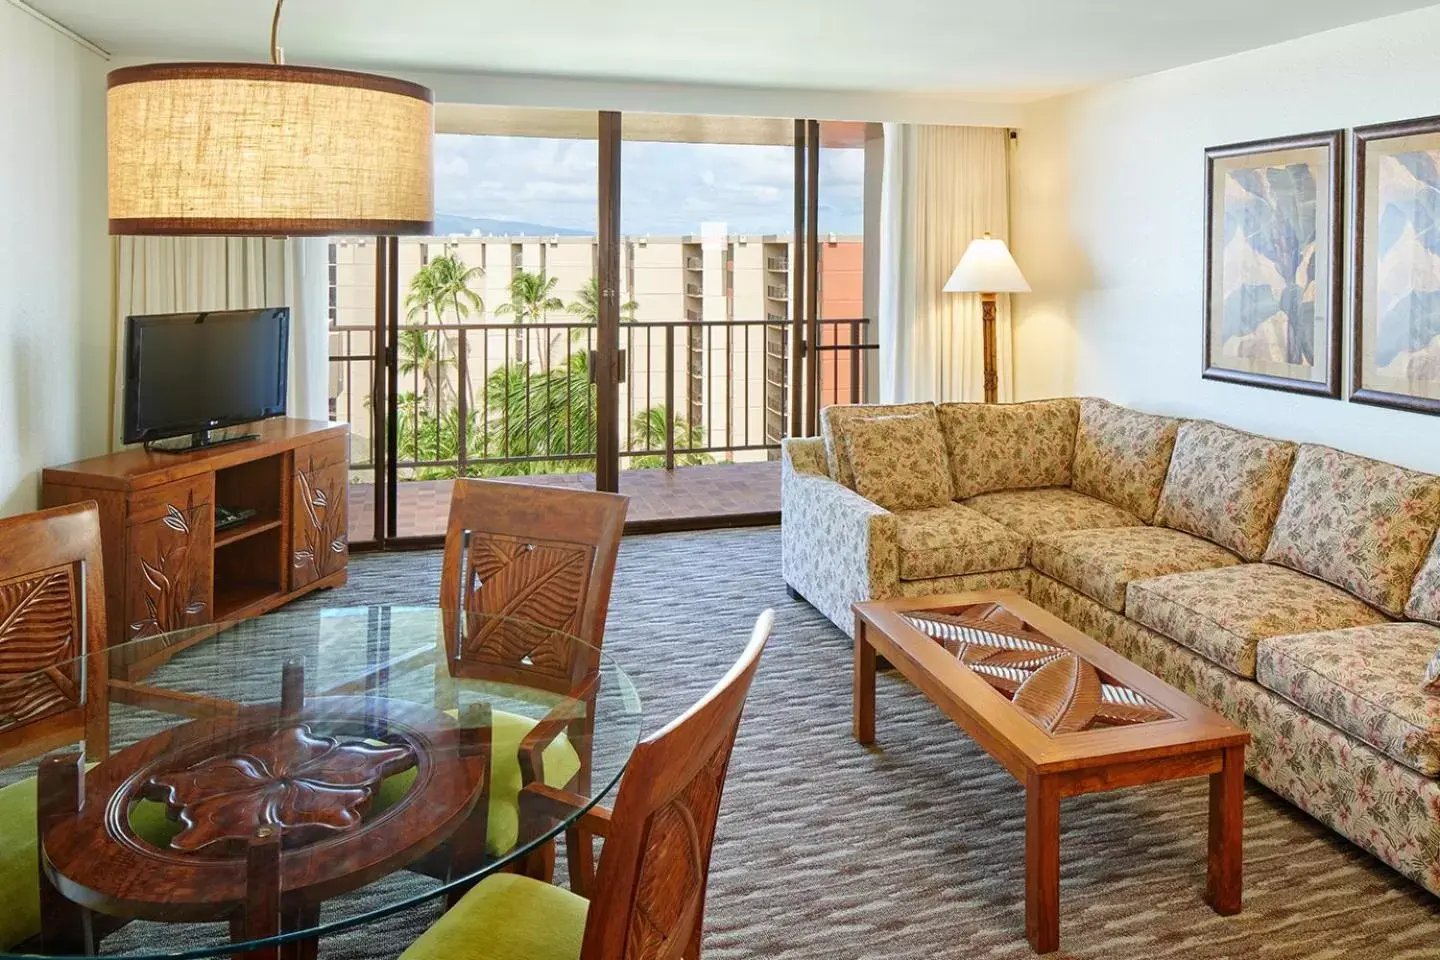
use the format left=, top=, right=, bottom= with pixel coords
left=820, top=402, right=936, bottom=491
left=1256, top=623, right=1440, bottom=776
left=782, top=437, right=900, bottom=631
left=1408, top=533, right=1440, bottom=626
left=1153, top=421, right=1296, bottom=561
left=847, top=414, right=954, bottom=512
left=935, top=399, right=1079, bottom=500
left=1125, top=563, right=1389, bottom=678
left=894, top=504, right=1028, bottom=581
left=1030, top=526, right=1240, bottom=612
left=897, top=569, right=1031, bottom=601
left=1070, top=398, right=1180, bottom=523
left=1263, top=445, right=1440, bottom=617
left=961, top=487, right=1143, bottom=541
left=1031, top=572, right=1440, bottom=897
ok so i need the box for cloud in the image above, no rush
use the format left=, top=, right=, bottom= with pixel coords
left=434, top=132, right=863, bottom=236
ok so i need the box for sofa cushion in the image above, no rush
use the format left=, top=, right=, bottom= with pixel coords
left=820, top=402, right=936, bottom=490
left=1070, top=398, right=1181, bottom=523
left=1257, top=623, right=1440, bottom=776
left=1263, top=445, right=1440, bottom=617
left=1153, top=421, right=1297, bottom=562
left=1031, top=527, right=1241, bottom=613
left=1408, top=533, right=1440, bottom=626
left=935, top=399, right=1079, bottom=500
left=895, top=504, right=1028, bottom=581
left=1126, top=564, right=1390, bottom=678
left=847, top=414, right=954, bottom=512
left=962, top=487, right=1144, bottom=541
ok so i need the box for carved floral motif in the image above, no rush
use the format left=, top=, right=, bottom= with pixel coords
left=143, top=724, right=415, bottom=852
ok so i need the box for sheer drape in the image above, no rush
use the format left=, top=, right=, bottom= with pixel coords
left=112, top=236, right=329, bottom=448
left=878, top=124, right=1013, bottom=403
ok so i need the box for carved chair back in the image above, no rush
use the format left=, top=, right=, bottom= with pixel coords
left=580, top=610, right=773, bottom=960
left=0, top=502, right=109, bottom=767
left=439, top=479, right=628, bottom=696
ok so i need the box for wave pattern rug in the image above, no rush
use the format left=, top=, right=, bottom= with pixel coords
left=95, top=528, right=1440, bottom=957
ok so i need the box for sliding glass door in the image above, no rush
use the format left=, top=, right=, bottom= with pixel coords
left=332, top=110, right=875, bottom=546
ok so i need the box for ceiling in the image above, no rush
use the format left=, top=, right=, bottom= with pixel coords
left=28, top=0, right=1438, bottom=100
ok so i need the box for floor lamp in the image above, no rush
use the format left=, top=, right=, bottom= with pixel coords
left=944, top=234, right=1030, bottom=403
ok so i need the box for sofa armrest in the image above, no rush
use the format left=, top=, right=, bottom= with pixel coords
left=781, top=439, right=899, bottom=635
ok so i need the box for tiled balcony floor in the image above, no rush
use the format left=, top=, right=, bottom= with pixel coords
left=347, top=460, right=780, bottom=540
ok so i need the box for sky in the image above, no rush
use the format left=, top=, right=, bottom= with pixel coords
left=434, top=133, right=865, bottom=236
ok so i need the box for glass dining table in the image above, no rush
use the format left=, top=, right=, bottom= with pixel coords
left=0, top=605, right=643, bottom=959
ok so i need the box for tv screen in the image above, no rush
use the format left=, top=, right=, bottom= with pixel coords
left=123, top=308, right=290, bottom=445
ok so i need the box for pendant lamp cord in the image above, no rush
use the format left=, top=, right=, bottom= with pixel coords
left=270, top=0, right=285, bottom=64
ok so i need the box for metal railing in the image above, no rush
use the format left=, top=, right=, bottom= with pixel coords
left=329, top=318, right=873, bottom=478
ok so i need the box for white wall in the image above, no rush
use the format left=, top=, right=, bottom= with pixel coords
left=0, top=2, right=110, bottom=513
left=1011, top=4, right=1440, bottom=472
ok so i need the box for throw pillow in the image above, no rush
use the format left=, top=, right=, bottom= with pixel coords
left=1407, top=533, right=1440, bottom=626
left=820, top=402, right=937, bottom=490
left=1424, top=647, right=1440, bottom=695
left=935, top=399, right=1080, bottom=500
left=1153, top=421, right=1297, bottom=561
left=1071, top=398, right=1181, bottom=523
left=847, top=414, right=955, bottom=512
left=1264, top=444, right=1440, bottom=618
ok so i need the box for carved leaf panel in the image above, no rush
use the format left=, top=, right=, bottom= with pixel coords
left=460, top=534, right=593, bottom=683
left=0, top=567, right=81, bottom=733
left=126, top=492, right=212, bottom=639
left=292, top=462, right=349, bottom=590
left=905, top=603, right=1174, bottom=735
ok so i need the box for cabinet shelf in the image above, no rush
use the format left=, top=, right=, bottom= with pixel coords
left=214, top=516, right=283, bottom=549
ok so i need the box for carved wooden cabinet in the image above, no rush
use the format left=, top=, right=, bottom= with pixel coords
left=43, top=420, right=350, bottom=679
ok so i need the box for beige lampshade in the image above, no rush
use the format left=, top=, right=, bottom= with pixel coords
left=107, top=63, right=435, bottom=236
left=943, top=234, right=1031, bottom=294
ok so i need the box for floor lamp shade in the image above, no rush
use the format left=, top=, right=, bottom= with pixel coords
left=107, top=63, right=435, bottom=236
left=943, top=236, right=1031, bottom=294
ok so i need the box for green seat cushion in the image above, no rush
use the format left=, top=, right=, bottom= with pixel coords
left=399, top=873, right=587, bottom=960
left=0, top=775, right=175, bottom=949
left=373, top=709, right=582, bottom=856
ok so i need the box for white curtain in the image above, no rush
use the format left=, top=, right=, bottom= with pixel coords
left=878, top=124, right=1013, bottom=403
left=112, top=236, right=330, bottom=448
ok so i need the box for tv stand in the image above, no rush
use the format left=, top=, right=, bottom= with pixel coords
left=146, top=427, right=260, bottom=453
left=42, top=419, right=350, bottom=680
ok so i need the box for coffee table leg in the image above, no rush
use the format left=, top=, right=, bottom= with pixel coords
left=1025, top=773, right=1061, bottom=954
left=853, top=616, right=876, bottom=745
left=1206, top=745, right=1244, bottom=915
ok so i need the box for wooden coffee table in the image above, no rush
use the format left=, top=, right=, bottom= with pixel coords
left=852, top=591, right=1249, bottom=954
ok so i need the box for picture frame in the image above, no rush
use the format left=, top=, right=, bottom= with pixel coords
left=1352, top=115, right=1440, bottom=416
left=1202, top=131, right=1344, bottom=398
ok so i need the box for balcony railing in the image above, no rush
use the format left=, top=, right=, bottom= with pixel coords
left=765, top=284, right=788, bottom=300
left=766, top=256, right=789, bottom=271
left=329, top=318, right=873, bottom=479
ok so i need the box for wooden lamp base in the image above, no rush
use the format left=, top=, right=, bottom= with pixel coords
left=980, top=292, right=999, bottom=403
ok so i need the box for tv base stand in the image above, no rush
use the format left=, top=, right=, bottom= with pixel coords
left=145, top=427, right=260, bottom=454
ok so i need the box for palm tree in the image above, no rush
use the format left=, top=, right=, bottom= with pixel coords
left=566, top=277, right=639, bottom=326
left=627, top=406, right=713, bottom=469
left=496, top=269, right=566, bottom=368
left=405, top=251, right=484, bottom=410
left=397, top=327, right=445, bottom=402
left=479, top=352, right=598, bottom=475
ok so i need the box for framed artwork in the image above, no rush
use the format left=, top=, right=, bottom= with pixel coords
left=1202, top=131, right=1343, bottom=397
left=1353, top=116, right=1440, bottom=416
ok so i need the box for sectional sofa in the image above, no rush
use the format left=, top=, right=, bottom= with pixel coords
left=781, top=397, right=1440, bottom=895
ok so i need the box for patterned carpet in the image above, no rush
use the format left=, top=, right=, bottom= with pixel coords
left=89, top=528, right=1440, bottom=956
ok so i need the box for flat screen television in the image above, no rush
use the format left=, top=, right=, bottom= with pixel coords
left=123, top=307, right=290, bottom=450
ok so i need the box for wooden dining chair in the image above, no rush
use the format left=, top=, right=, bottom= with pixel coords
left=381, top=479, right=628, bottom=884
left=398, top=609, right=774, bottom=960
left=0, top=502, right=111, bottom=951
